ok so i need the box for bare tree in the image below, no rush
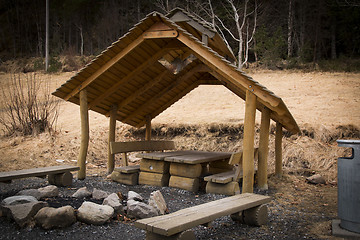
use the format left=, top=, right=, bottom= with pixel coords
left=211, top=0, right=258, bottom=69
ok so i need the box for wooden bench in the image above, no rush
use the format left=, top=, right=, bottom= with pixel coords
left=135, top=193, right=271, bottom=240
left=204, top=148, right=259, bottom=195
left=110, top=140, right=175, bottom=185
left=0, top=165, right=79, bottom=186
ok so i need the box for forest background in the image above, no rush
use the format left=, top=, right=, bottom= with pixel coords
left=0, top=0, right=360, bottom=72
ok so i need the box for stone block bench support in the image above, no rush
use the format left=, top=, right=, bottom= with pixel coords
left=135, top=193, right=271, bottom=240
left=110, top=140, right=175, bottom=185
left=0, top=165, right=80, bottom=186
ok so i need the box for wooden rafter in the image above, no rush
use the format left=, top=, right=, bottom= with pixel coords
left=64, top=34, right=146, bottom=101
left=123, top=64, right=209, bottom=123
left=136, top=81, right=201, bottom=127
left=105, top=70, right=169, bottom=117
left=88, top=40, right=182, bottom=109
left=177, top=33, right=281, bottom=108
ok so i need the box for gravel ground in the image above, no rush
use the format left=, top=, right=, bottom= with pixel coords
left=0, top=176, right=336, bottom=240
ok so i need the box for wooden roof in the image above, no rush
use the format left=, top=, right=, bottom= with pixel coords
left=52, top=9, right=300, bottom=134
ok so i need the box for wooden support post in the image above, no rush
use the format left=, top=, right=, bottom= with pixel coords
left=275, top=122, right=283, bottom=177
left=145, top=115, right=151, bottom=141
left=257, top=107, right=270, bottom=190
left=78, top=89, right=89, bottom=180
left=108, top=105, right=117, bottom=174
left=241, top=90, right=257, bottom=193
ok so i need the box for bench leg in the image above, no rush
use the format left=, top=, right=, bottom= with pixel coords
left=145, top=229, right=195, bottom=240
left=205, top=181, right=240, bottom=196
left=48, top=171, right=73, bottom=186
left=111, top=171, right=139, bottom=185
left=230, top=204, right=268, bottom=226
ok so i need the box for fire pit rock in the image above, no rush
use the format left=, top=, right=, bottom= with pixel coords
left=34, top=205, right=76, bottom=229
left=16, top=185, right=59, bottom=200
left=103, top=193, right=124, bottom=215
left=1, top=196, right=48, bottom=228
left=72, top=186, right=92, bottom=198
left=77, top=201, right=114, bottom=225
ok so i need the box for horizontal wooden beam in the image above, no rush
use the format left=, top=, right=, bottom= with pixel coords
left=143, top=30, right=178, bottom=39
left=110, top=140, right=175, bottom=154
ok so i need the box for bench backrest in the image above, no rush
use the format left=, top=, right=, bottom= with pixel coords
left=228, top=148, right=259, bottom=165
left=110, top=140, right=175, bottom=154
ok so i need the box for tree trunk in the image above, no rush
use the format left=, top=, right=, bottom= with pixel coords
left=45, top=0, right=49, bottom=71
left=287, top=0, right=294, bottom=58
left=331, top=23, right=336, bottom=59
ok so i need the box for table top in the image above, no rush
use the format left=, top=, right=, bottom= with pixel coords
left=137, top=150, right=232, bottom=164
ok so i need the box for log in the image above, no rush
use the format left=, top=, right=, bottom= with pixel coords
left=111, top=171, right=138, bottom=185
left=258, top=107, right=270, bottom=190
left=275, top=122, right=283, bottom=177
left=78, top=89, right=89, bottom=180
left=139, top=172, right=170, bottom=187
left=205, top=181, right=240, bottom=196
left=241, top=90, right=257, bottom=193
left=108, top=105, right=117, bottom=173
left=169, top=163, right=202, bottom=178
left=140, top=159, right=170, bottom=174
left=230, top=204, right=268, bottom=226
left=48, top=172, right=73, bottom=187
left=169, top=176, right=199, bottom=192
left=145, top=115, right=151, bottom=141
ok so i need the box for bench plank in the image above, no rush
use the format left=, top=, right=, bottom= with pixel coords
left=114, top=165, right=140, bottom=173
left=204, top=170, right=235, bottom=183
left=0, top=165, right=79, bottom=182
left=135, top=193, right=271, bottom=236
left=164, top=151, right=232, bottom=164
left=110, top=140, right=175, bottom=154
left=137, top=150, right=195, bottom=160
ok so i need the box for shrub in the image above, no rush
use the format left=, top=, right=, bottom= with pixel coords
left=0, top=73, right=59, bottom=135
left=48, top=57, right=62, bottom=72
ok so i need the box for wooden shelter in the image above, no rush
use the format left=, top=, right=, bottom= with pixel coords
left=53, top=8, right=299, bottom=193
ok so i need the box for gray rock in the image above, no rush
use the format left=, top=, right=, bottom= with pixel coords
left=1, top=195, right=38, bottom=206
left=2, top=201, right=48, bottom=227
left=77, top=201, right=114, bottom=225
left=127, top=201, right=158, bottom=219
left=103, top=193, right=124, bottom=215
left=35, top=206, right=76, bottom=229
left=307, top=174, right=326, bottom=184
left=92, top=188, right=110, bottom=200
left=38, top=185, right=59, bottom=198
left=16, top=189, right=42, bottom=200
left=149, top=190, right=167, bottom=215
left=72, top=187, right=92, bottom=199
left=127, top=191, right=143, bottom=202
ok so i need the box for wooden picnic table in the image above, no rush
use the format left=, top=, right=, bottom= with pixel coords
left=137, top=150, right=232, bottom=164
left=137, top=150, right=233, bottom=192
